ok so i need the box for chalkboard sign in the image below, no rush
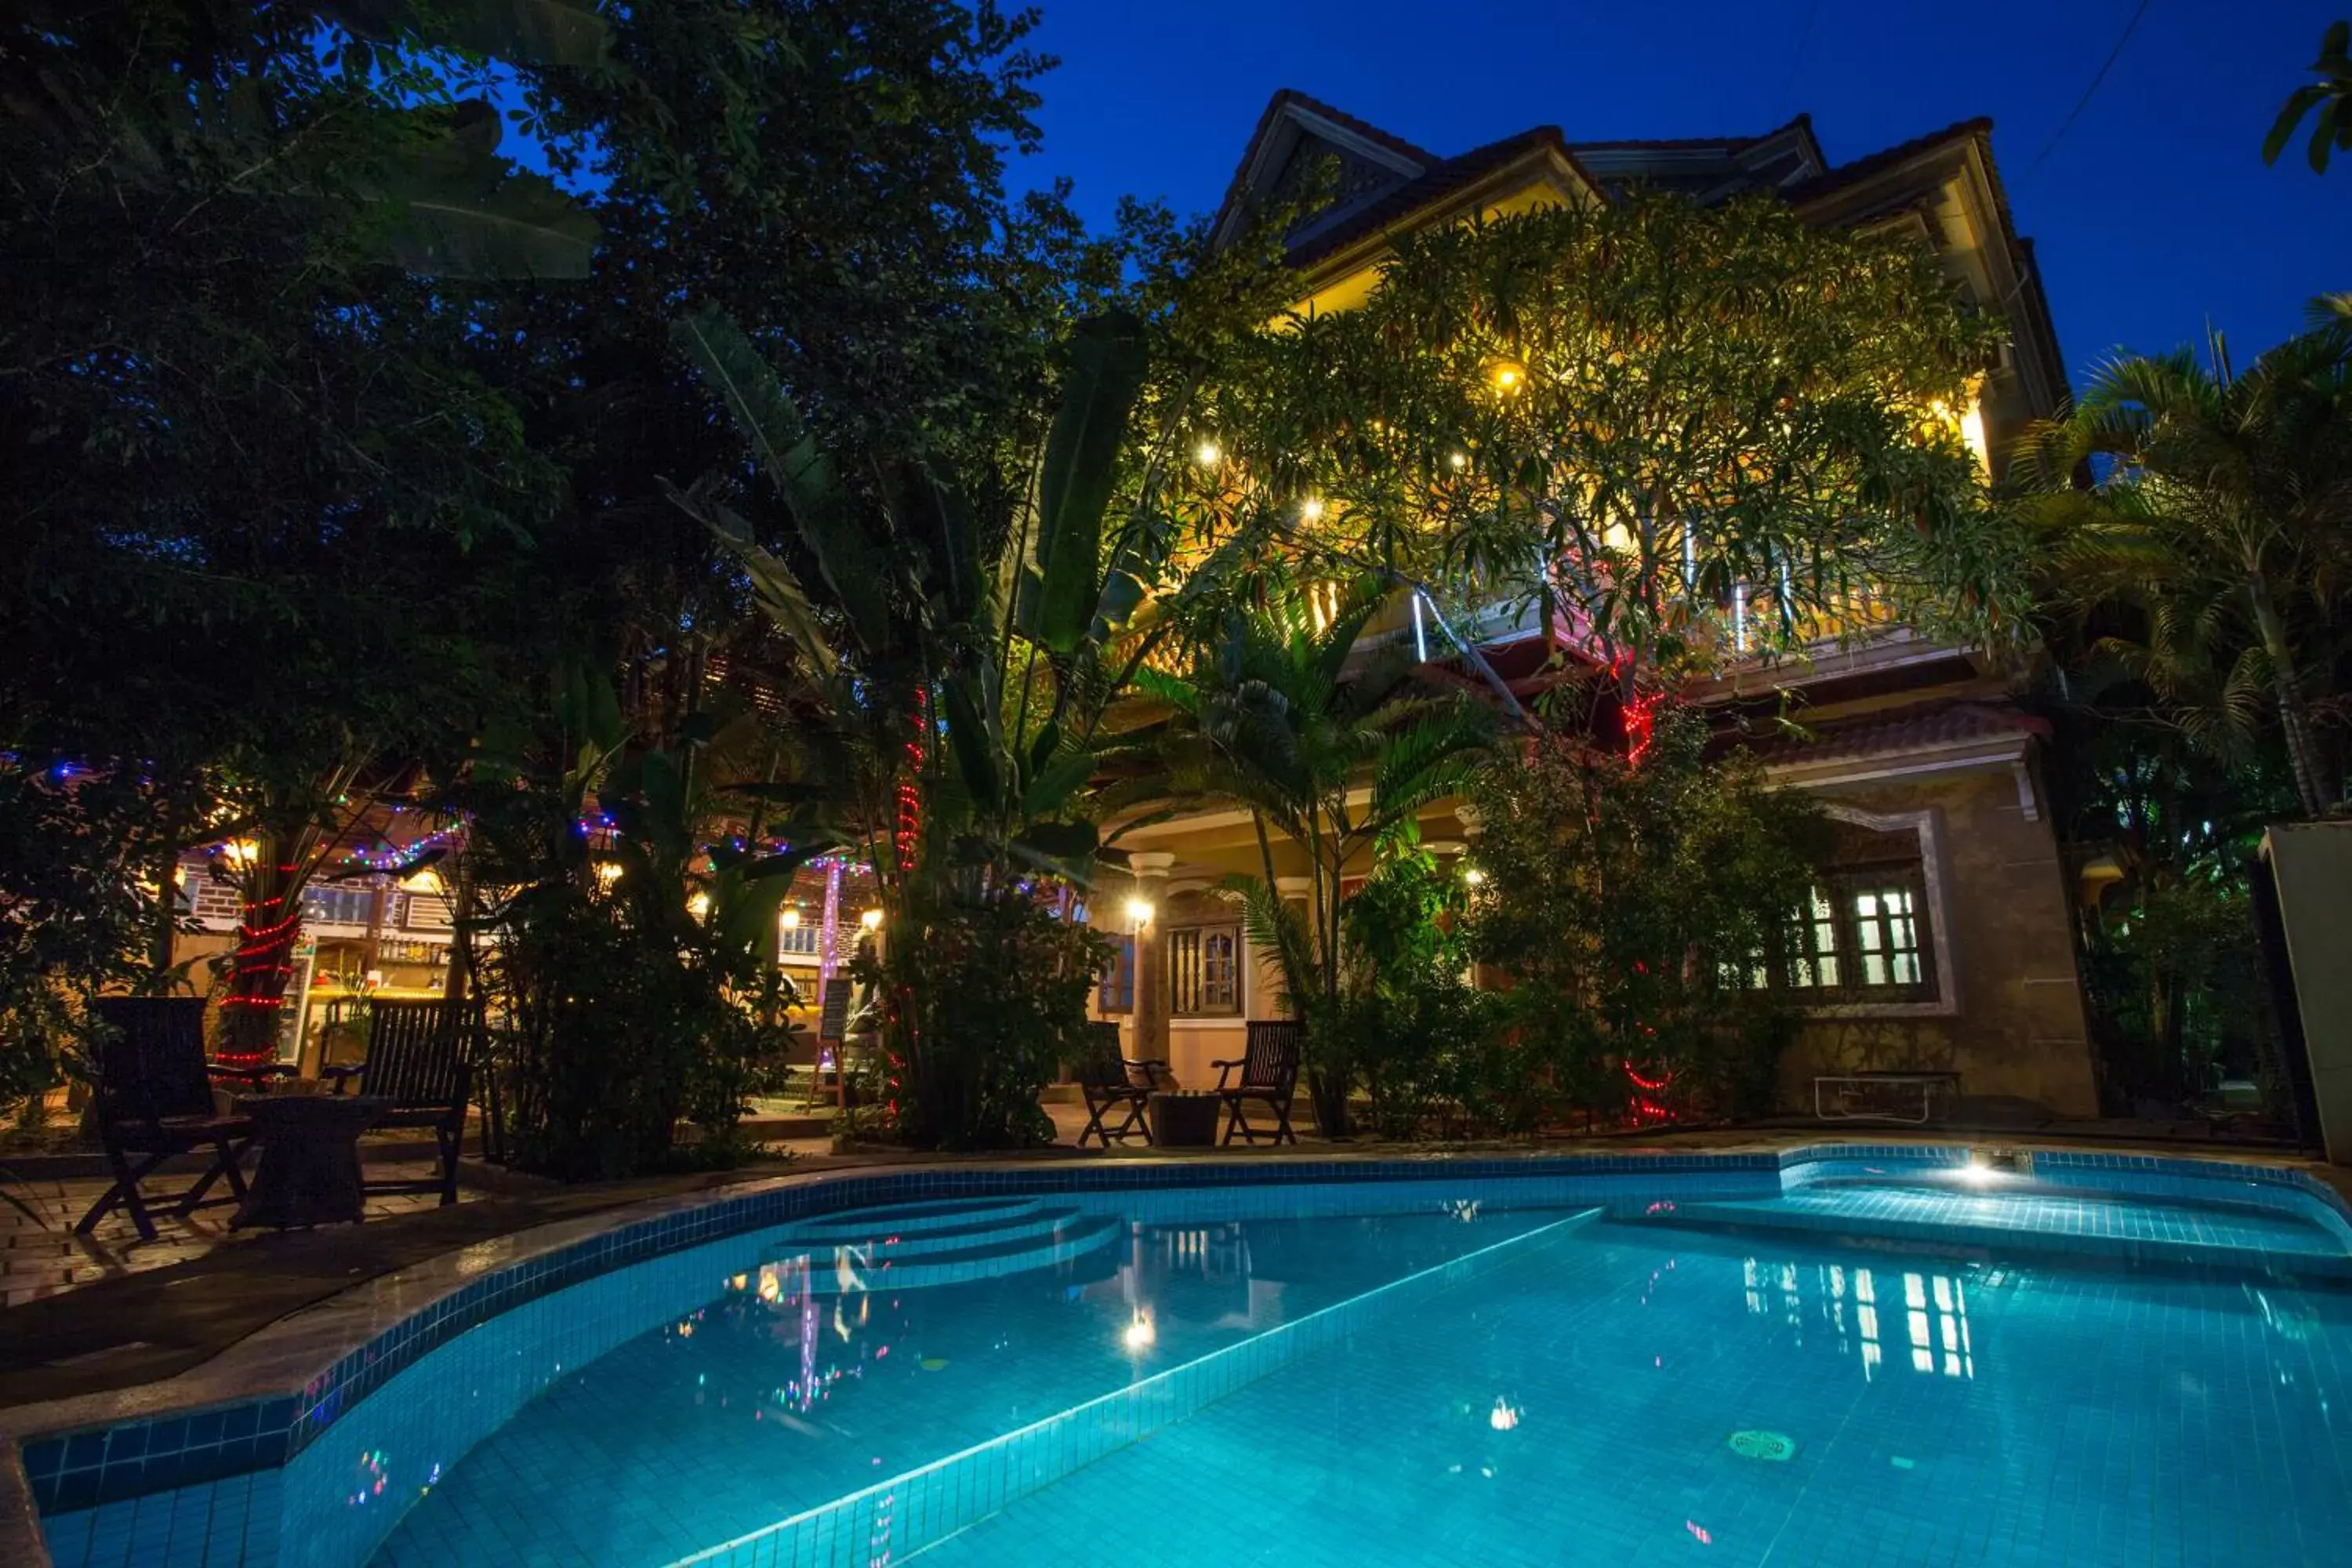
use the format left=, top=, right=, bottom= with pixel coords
left=818, top=978, right=851, bottom=1042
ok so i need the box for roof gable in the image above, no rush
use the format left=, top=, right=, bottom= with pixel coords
left=1210, top=91, right=1430, bottom=251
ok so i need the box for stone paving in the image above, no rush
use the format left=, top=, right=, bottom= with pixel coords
left=0, top=1105, right=1109, bottom=1316
left=0, top=1161, right=459, bottom=1310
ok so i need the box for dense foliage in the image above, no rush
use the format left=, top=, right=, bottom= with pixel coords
left=1182, top=191, right=2020, bottom=690
left=1127, top=576, right=1494, bottom=1134
left=1465, top=706, right=1830, bottom=1126
left=2024, top=310, right=2352, bottom=820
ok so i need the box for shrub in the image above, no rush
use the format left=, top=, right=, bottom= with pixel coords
left=858, top=889, right=1111, bottom=1151
left=1467, top=705, right=1828, bottom=1126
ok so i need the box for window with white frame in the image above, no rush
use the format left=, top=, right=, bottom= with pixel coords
left=1168, top=924, right=1242, bottom=1016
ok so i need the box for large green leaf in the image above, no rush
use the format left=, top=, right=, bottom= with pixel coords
left=662, top=478, right=840, bottom=677
left=670, top=306, right=896, bottom=655
left=942, top=677, right=1004, bottom=814
left=1022, top=745, right=1098, bottom=823
left=1029, top=312, right=1147, bottom=654
left=363, top=101, right=598, bottom=278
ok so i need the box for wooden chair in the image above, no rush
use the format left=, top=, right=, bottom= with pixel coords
left=323, top=998, right=477, bottom=1205
left=1214, top=1021, right=1301, bottom=1145
left=76, top=997, right=281, bottom=1241
left=1074, top=1021, right=1160, bottom=1149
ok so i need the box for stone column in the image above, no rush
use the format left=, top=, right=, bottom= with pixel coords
left=1130, top=853, right=1175, bottom=1064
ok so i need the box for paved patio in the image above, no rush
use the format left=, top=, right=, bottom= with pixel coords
left=0, top=1162, right=466, bottom=1311
left=0, top=1105, right=1112, bottom=1315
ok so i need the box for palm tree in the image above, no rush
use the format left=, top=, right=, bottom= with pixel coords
left=2024, top=310, right=2352, bottom=818
left=1123, top=577, right=1493, bottom=1132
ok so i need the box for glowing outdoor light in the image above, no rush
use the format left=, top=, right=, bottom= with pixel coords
left=1485, top=357, right=1526, bottom=393
left=223, top=839, right=259, bottom=866
left=1448, top=451, right=1468, bottom=470
left=594, top=861, right=623, bottom=886
left=779, top=907, right=801, bottom=929
left=398, top=866, right=445, bottom=895
left=859, top=908, right=884, bottom=931
left=1462, top=866, right=1487, bottom=887
left=688, top=891, right=711, bottom=918
left=1194, top=439, right=1222, bottom=466
left=1299, top=496, right=1325, bottom=522
left=1125, top=896, right=1154, bottom=927
left=1123, top=1312, right=1156, bottom=1352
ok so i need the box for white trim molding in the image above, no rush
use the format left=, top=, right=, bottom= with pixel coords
left=1809, top=803, right=1962, bottom=1020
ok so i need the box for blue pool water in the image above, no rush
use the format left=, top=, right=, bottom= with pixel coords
left=28, top=1153, right=2352, bottom=1568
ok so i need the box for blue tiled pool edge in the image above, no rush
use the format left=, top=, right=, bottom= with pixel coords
left=7, top=1142, right=2350, bottom=1566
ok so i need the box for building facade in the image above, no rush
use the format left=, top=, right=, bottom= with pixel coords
left=1098, top=93, right=2099, bottom=1120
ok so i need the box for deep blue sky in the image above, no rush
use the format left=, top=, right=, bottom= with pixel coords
left=1020, top=0, right=2352, bottom=389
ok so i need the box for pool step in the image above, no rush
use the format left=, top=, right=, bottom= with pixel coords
left=779, top=1204, right=1095, bottom=1264
left=1620, top=1189, right=2352, bottom=1277
left=789, top=1196, right=1046, bottom=1240
left=796, top=1214, right=1123, bottom=1291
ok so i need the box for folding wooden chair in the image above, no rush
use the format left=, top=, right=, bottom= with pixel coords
left=323, top=998, right=477, bottom=1205
left=1075, top=1021, right=1159, bottom=1149
left=76, top=998, right=280, bottom=1241
left=1214, top=1020, right=1301, bottom=1145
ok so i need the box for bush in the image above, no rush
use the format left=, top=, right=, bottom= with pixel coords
left=1324, top=825, right=1504, bottom=1139
left=858, top=889, right=1111, bottom=1151
left=1467, top=705, right=1827, bottom=1127
left=488, top=891, right=797, bottom=1182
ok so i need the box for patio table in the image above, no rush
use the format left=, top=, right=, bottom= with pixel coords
left=231, top=1093, right=387, bottom=1228
left=1149, top=1091, right=1222, bottom=1148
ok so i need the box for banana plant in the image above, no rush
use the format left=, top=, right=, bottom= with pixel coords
left=667, top=303, right=1185, bottom=890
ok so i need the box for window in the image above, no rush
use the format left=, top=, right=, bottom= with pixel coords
left=1849, top=881, right=1927, bottom=989
left=1781, top=886, right=1842, bottom=990
left=1739, top=869, right=1935, bottom=1004
left=303, top=884, right=376, bottom=926
left=1098, top=935, right=1136, bottom=1014
left=1169, top=924, right=1241, bottom=1016
left=778, top=921, right=820, bottom=960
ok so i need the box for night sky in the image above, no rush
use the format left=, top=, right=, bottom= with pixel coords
left=1021, top=0, right=2352, bottom=390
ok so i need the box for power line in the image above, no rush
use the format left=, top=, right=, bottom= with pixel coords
left=2025, top=0, right=2154, bottom=177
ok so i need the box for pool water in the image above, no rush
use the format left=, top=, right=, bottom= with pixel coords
left=31, top=1158, right=2352, bottom=1568
left=369, top=1199, right=1571, bottom=1566
left=924, top=1210, right=2352, bottom=1567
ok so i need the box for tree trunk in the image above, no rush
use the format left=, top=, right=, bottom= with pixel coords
left=218, top=832, right=304, bottom=1063
left=148, top=800, right=183, bottom=982
left=2249, top=573, right=2331, bottom=818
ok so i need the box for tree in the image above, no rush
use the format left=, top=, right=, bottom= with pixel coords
left=1465, top=704, right=1829, bottom=1126
left=2023, top=311, right=2352, bottom=818
left=1183, top=190, right=2020, bottom=696
left=1127, top=576, right=1494, bottom=1134
left=2033, top=686, right=2291, bottom=1112
left=2, top=1, right=604, bottom=1049
left=2266, top=20, right=2352, bottom=173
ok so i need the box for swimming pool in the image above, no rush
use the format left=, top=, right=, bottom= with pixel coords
left=17, top=1146, right=2352, bottom=1567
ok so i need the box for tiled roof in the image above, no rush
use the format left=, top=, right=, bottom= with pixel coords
left=1739, top=702, right=2048, bottom=768
left=1288, top=125, right=1581, bottom=269
left=1567, top=113, right=1815, bottom=154
left=1781, top=117, right=1992, bottom=206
